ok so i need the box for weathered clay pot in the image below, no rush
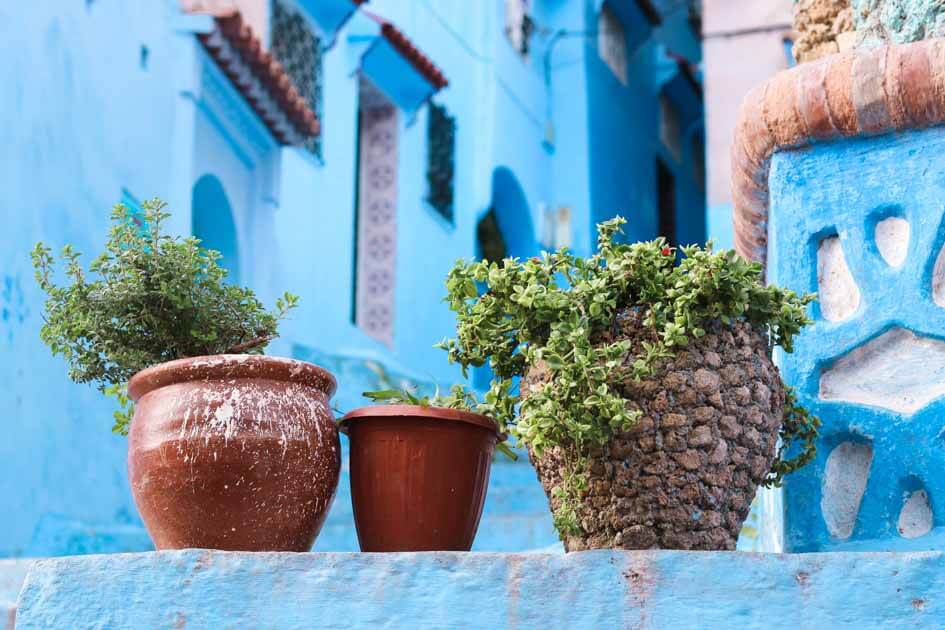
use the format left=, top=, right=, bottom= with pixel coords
left=339, top=405, right=504, bottom=551
left=127, top=355, right=340, bottom=551
left=527, top=308, right=785, bottom=551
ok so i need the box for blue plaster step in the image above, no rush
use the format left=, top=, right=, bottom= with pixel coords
left=15, top=549, right=945, bottom=629
left=0, top=559, right=33, bottom=630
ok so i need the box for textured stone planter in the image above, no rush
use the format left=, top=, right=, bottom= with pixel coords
left=527, top=308, right=785, bottom=551
left=127, top=355, right=341, bottom=551
left=732, top=38, right=945, bottom=551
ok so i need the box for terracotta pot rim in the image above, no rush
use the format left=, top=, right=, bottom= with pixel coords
left=339, top=404, right=505, bottom=439
left=127, top=354, right=336, bottom=402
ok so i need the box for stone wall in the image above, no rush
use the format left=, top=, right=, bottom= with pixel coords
left=793, top=0, right=855, bottom=63
left=793, top=0, right=945, bottom=62
left=854, top=0, right=945, bottom=46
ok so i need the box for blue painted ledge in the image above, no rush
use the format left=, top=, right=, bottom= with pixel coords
left=15, top=550, right=945, bottom=629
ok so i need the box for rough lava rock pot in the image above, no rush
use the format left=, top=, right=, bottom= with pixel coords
left=127, top=354, right=340, bottom=551
left=339, top=404, right=505, bottom=551
left=527, top=308, right=785, bottom=551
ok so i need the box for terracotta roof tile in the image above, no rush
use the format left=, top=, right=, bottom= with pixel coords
left=193, top=10, right=320, bottom=145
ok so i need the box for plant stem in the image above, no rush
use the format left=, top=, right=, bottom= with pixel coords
left=225, top=335, right=275, bottom=354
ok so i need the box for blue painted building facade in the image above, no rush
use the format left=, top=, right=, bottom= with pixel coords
left=0, top=0, right=704, bottom=557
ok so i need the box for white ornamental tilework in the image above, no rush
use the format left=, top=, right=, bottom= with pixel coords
left=355, top=102, right=398, bottom=347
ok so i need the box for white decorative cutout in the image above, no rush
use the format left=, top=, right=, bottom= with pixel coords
left=355, top=79, right=398, bottom=348
left=817, top=236, right=860, bottom=321
left=875, top=217, right=909, bottom=267
left=598, top=4, right=627, bottom=85
left=932, top=242, right=945, bottom=307
left=898, top=489, right=933, bottom=539
left=821, top=441, right=873, bottom=540
left=821, top=327, right=945, bottom=414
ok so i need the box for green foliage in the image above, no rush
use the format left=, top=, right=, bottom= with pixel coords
left=436, top=217, right=820, bottom=535
left=763, top=386, right=822, bottom=488
left=32, top=199, right=298, bottom=434
left=361, top=387, right=518, bottom=461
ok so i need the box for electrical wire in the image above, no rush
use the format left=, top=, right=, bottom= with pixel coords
left=418, top=0, right=494, bottom=64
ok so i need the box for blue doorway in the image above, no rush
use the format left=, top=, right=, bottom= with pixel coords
left=192, top=174, right=240, bottom=284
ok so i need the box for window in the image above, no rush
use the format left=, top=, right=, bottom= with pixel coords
left=783, top=37, right=797, bottom=68
left=504, top=0, right=534, bottom=59
left=426, top=103, right=456, bottom=223
left=271, top=0, right=323, bottom=159
left=657, top=159, right=676, bottom=247
left=692, top=133, right=706, bottom=192
left=659, top=94, right=682, bottom=163
left=598, top=3, right=628, bottom=85
left=477, top=210, right=507, bottom=264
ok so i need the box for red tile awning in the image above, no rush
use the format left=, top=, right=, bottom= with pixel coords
left=184, top=5, right=320, bottom=145
left=360, top=9, right=448, bottom=91
left=379, top=23, right=448, bottom=90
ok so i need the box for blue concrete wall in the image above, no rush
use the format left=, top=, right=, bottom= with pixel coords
left=0, top=0, right=703, bottom=557
left=584, top=2, right=705, bottom=246
left=0, top=0, right=194, bottom=558
left=16, top=549, right=945, bottom=628
left=768, top=126, right=945, bottom=552
left=707, top=202, right=735, bottom=250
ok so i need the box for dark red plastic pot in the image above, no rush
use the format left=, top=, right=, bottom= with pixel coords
left=339, top=405, right=505, bottom=551
left=127, top=355, right=341, bottom=551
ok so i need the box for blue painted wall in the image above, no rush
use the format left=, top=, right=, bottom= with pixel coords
left=0, top=0, right=703, bottom=557
left=769, top=127, right=945, bottom=552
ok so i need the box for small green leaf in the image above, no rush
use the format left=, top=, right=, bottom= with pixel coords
left=496, top=442, right=518, bottom=461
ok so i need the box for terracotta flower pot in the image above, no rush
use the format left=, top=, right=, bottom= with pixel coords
left=339, top=405, right=504, bottom=551
left=127, top=355, right=340, bottom=551
left=526, top=308, right=785, bottom=551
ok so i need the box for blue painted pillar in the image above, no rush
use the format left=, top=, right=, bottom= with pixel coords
left=732, top=38, right=945, bottom=552
left=768, top=127, right=945, bottom=551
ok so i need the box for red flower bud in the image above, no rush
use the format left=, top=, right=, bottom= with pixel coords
left=661, top=247, right=671, bottom=256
